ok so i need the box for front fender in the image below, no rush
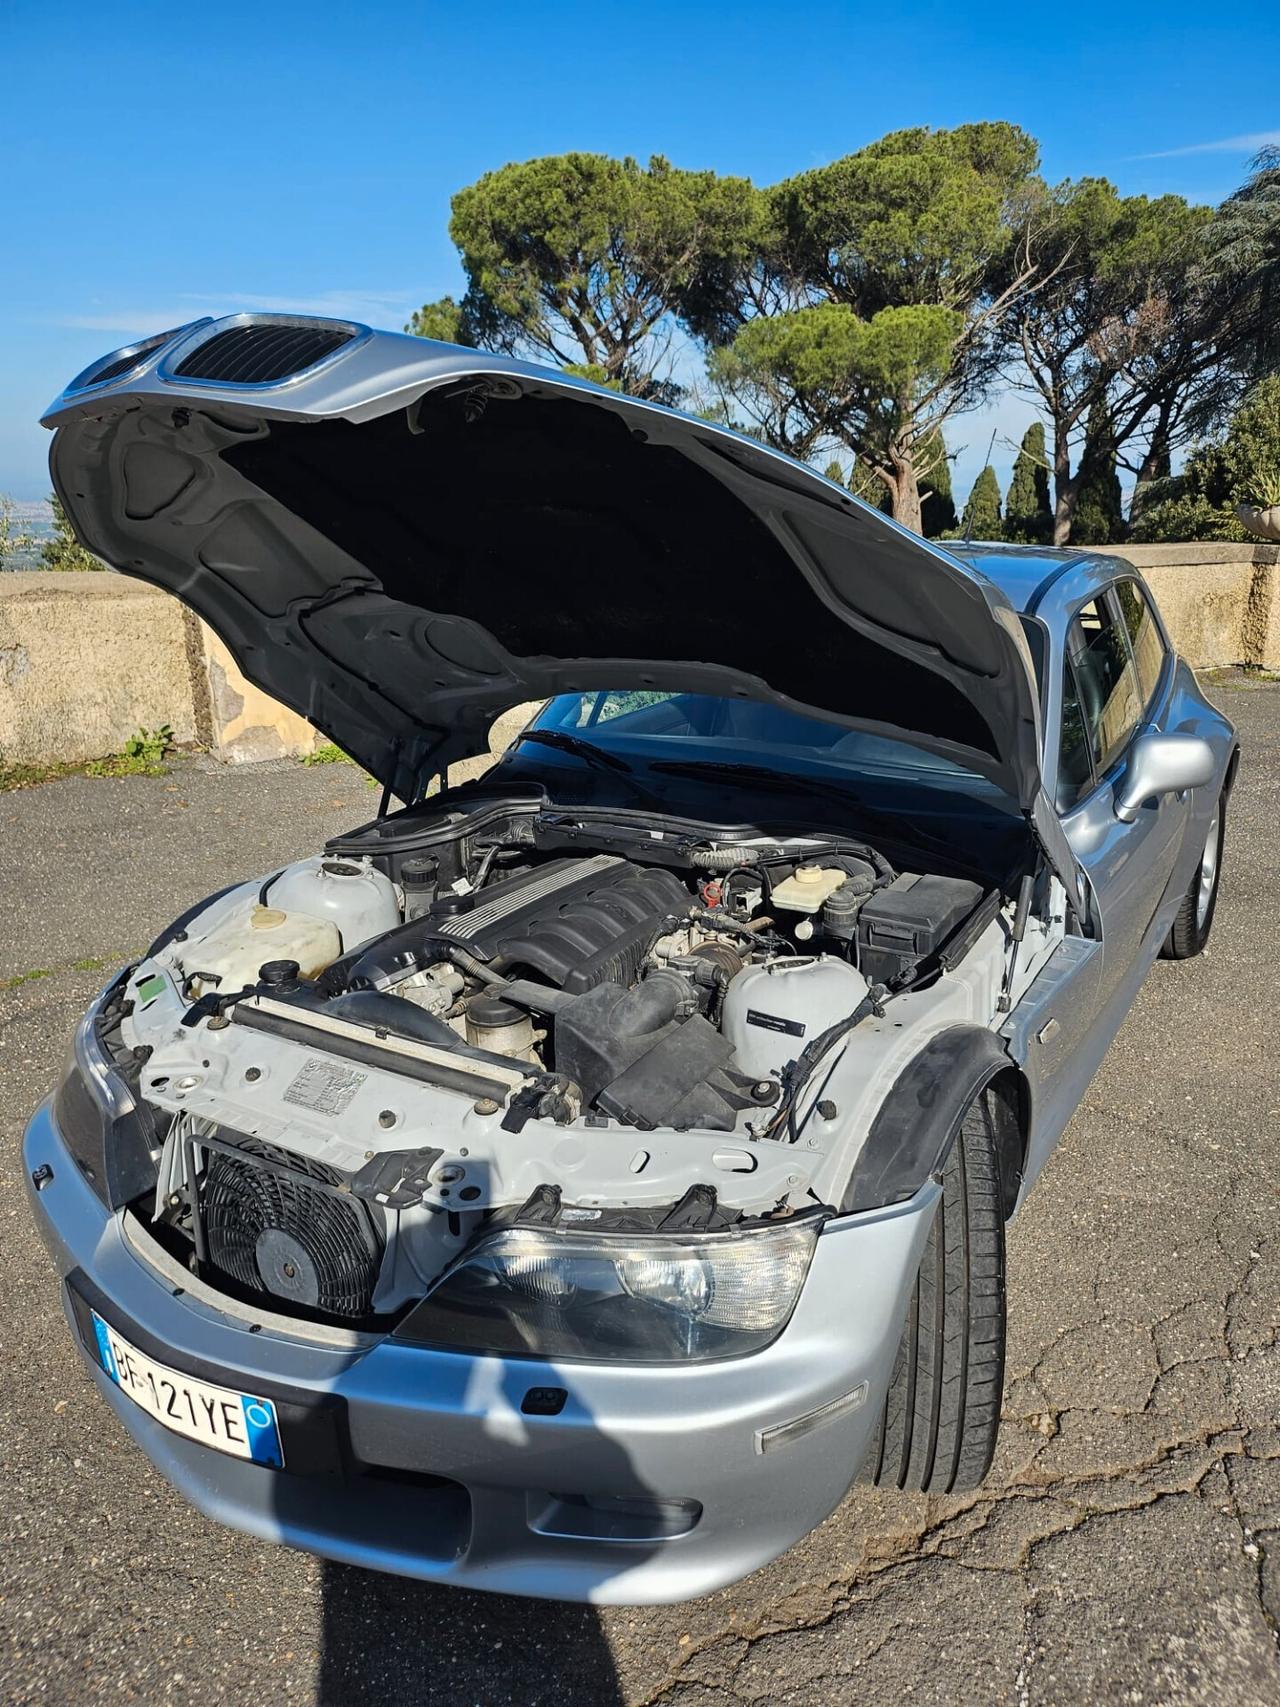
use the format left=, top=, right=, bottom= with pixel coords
left=842, top=1026, right=1022, bottom=1215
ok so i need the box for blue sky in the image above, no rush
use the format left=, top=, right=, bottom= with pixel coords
left=2, top=0, right=1278, bottom=502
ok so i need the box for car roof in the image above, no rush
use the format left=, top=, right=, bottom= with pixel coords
left=943, top=541, right=1134, bottom=617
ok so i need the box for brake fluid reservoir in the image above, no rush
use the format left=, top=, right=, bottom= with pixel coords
left=181, top=905, right=342, bottom=997
left=268, top=856, right=400, bottom=951
left=722, top=957, right=869, bottom=1081
left=769, top=865, right=849, bottom=913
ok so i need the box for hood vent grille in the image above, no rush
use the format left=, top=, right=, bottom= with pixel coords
left=171, top=323, right=355, bottom=386
left=84, top=348, right=163, bottom=387
left=68, top=325, right=189, bottom=392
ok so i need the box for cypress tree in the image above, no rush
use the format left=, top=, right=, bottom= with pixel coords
left=1004, top=423, right=1052, bottom=543
left=1072, top=403, right=1125, bottom=544
left=920, top=433, right=958, bottom=537
left=961, top=465, right=1002, bottom=539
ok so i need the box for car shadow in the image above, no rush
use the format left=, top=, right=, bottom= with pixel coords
left=316, top=1566, right=624, bottom=1706
left=298, top=1153, right=652, bottom=1706
left=309, top=1341, right=647, bottom=1705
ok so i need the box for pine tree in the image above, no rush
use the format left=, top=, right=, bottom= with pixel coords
left=1004, top=423, right=1052, bottom=543
left=41, top=496, right=101, bottom=571
left=960, top=465, right=1002, bottom=539
left=920, top=433, right=957, bottom=537
left=1072, top=404, right=1125, bottom=544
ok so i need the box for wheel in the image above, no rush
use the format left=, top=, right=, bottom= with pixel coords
left=1160, top=791, right=1226, bottom=960
left=861, top=1081, right=1010, bottom=1494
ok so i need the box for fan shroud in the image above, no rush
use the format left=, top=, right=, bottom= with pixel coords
left=198, top=1133, right=384, bottom=1318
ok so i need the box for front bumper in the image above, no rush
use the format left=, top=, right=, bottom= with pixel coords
left=24, top=1099, right=937, bottom=1604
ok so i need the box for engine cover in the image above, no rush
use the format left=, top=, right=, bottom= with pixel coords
left=426, top=855, right=691, bottom=993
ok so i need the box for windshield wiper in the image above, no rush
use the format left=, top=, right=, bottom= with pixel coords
left=517, top=729, right=636, bottom=774
left=649, top=760, right=962, bottom=861
left=515, top=728, right=670, bottom=808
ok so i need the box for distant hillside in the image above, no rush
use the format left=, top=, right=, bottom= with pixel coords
left=2, top=498, right=55, bottom=570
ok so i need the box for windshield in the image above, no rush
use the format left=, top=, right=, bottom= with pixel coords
left=527, top=692, right=993, bottom=786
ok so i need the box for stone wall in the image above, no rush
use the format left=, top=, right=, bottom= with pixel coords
left=0, top=573, right=204, bottom=763
left=0, top=573, right=322, bottom=766
left=2, top=544, right=1278, bottom=770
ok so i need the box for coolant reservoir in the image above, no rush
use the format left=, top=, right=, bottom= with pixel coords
left=181, top=905, right=342, bottom=998
left=722, top=957, right=869, bottom=1081
left=267, top=856, right=400, bottom=951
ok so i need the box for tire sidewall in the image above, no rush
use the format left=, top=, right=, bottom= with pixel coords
left=1192, top=796, right=1227, bottom=949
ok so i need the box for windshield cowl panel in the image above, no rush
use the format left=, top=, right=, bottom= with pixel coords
left=502, top=691, right=1029, bottom=886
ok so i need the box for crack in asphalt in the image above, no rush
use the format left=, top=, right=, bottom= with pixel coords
left=633, top=1217, right=1280, bottom=1705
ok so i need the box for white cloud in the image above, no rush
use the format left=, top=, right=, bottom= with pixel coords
left=51, top=288, right=423, bottom=336
left=55, top=309, right=203, bottom=334
left=216, top=289, right=422, bottom=322
left=1135, top=130, right=1280, bottom=160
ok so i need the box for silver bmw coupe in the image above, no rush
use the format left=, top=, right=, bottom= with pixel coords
left=25, top=314, right=1237, bottom=1603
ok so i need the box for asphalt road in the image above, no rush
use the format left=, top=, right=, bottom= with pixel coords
left=2, top=684, right=1279, bottom=1707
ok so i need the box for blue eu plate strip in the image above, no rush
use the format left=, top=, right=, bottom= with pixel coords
left=91, top=1312, right=119, bottom=1382
left=241, top=1396, right=284, bottom=1467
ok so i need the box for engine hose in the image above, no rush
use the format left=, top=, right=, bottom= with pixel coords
left=442, top=947, right=575, bottom=1015
left=471, top=845, right=501, bottom=890
left=687, top=844, right=778, bottom=871
left=768, top=984, right=887, bottom=1142
left=443, top=945, right=507, bottom=985
left=490, top=977, right=576, bottom=1015
left=799, top=844, right=894, bottom=887
left=699, top=840, right=892, bottom=888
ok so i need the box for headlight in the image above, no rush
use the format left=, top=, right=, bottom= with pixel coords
left=52, top=975, right=160, bottom=1210
left=395, top=1217, right=821, bottom=1363
left=69, top=996, right=138, bottom=1121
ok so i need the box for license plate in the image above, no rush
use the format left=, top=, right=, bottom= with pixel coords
left=90, top=1311, right=284, bottom=1468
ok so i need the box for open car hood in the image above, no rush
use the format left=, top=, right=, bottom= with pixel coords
left=43, top=313, right=1077, bottom=892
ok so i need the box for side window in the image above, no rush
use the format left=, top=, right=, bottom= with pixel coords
left=1113, top=578, right=1167, bottom=708
left=1057, top=663, right=1094, bottom=811
left=1065, top=596, right=1144, bottom=780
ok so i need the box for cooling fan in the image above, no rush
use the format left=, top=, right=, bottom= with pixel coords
left=199, top=1134, right=384, bottom=1318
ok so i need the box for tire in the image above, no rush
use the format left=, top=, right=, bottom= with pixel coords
left=861, top=1081, right=1009, bottom=1494
left=1160, top=790, right=1226, bottom=960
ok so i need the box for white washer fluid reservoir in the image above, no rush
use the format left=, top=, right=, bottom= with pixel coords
left=722, top=957, right=869, bottom=1082
left=267, top=856, right=401, bottom=951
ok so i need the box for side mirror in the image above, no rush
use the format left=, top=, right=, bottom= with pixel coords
left=1114, top=733, right=1216, bottom=823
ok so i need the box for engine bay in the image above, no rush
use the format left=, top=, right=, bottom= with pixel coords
left=103, top=803, right=1024, bottom=1326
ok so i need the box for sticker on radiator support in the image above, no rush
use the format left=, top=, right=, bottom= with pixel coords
left=283, top=1057, right=367, bottom=1116
left=745, top=1009, right=806, bottom=1037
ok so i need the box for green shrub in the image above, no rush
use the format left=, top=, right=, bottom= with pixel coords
left=300, top=742, right=354, bottom=766
left=85, top=724, right=173, bottom=778
left=1130, top=485, right=1248, bottom=543
left=1132, top=376, right=1280, bottom=541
